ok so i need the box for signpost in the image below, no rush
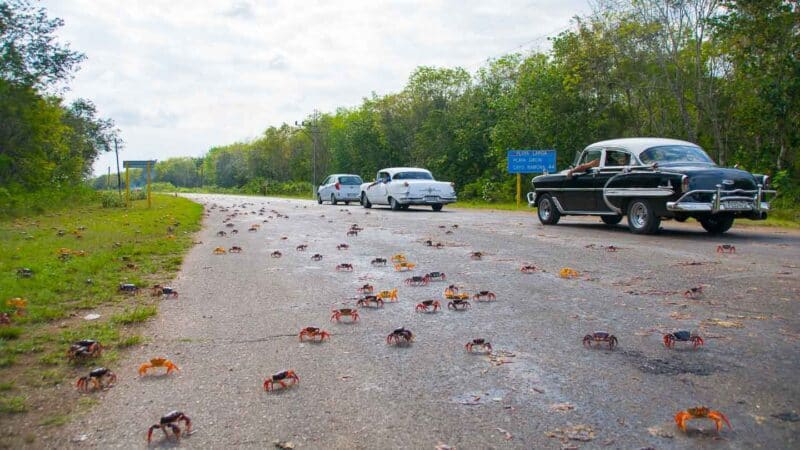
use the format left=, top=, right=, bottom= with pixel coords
left=122, top=160, right=157, bottom=208
left=507, top=150, right=556, bottom=207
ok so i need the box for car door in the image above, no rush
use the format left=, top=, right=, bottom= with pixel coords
left=560, top=149, right=602, bottom=211
left=366, top=171, right=390, bottom=204
left=593, top=148, right=633, bottom=212
left=318, top=176, right=331, bottom=200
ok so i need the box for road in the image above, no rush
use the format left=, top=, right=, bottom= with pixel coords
left=56, top=194, right=799, bottom=449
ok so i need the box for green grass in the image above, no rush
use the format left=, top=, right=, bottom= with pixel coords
left=111, top=306, right=157, bottom=324
left=0, top=381, right=13, bottom=391
left=0, top=327, right=23, bottom=340
left=0, top=395, right=27, bottom=413
left=39, top=413, right=70, bottom=426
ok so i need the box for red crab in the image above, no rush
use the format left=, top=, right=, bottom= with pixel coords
left=152, top=285, right=179, bottom=299
left=465, top=338, right=492, bottom=352
left=270, top=250, right=282, bottom=258
left=370, top=257, right=387, bottom=266
left=520, top=265, right=539, bottom=273
left=663, top=331, right=704, bottom=349
left=606, top=245, right=619, bottom=252
left=415, top=300, right=441, bottom=313
left=473, top=291, right=496, bottom=301
left=67, top=340, right=103, bottom=360
left=336, top=263, right=354, bottom=272
left=298, top=327, right=330, bottom=342
left=76, top=367, right=116, bottom=391
left=347, top=230, right=358, bottom=237
left=386, top=327, right=414, bottom=345
left=357, top=284, right=374, bottom=294
left=404, top=276, right=429, bottom=287
left=684, top=286, right=704, bottom=299
left=296, top=244, right=308, bottom=251
left=311, top=253, right=323, bottom=261
left=0, top=313, right=10, bottom=325
left=716, top=244, right=735, bottom=254
left=147, top=411, right=192, bottom=443
left=229, top=246, right=243, bottom=253
left=330, top=308, right=360, bottom=322
left=470, top=251, right=484, bottom=260
left=675, top=406, right=732, bottom=433
left=356, top=295, right=384, bottom=308
left=583, top=332, right=617, bottom=349
left=448, top=299, right=471, bottom=310
left=337, top=243, right=349, bottom=250
left=216, top=231, right=227, bottom=237
left=424, top=272, right=446, bottom=282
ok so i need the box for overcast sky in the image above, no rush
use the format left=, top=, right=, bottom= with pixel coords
left=40, top=0, right=591, bottom=176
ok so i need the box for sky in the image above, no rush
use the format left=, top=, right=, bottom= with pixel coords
left=40, top=0, right=591, bottom=176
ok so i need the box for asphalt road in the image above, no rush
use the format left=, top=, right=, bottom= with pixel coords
left=56, top=194, right=799, bottom=449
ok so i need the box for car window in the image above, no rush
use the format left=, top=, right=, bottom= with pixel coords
left=322, top=176, right=331, bottom=185
left=338, top=176, right=362, bottom=185
left=393, top=171, right=433, bottom=180
left=578, top=149, right=602, bottom=167
left=378, top=172, right=390, bottom=182
left=604, top=149, right=631, bottom=167
left=639, top=145, right=714, bottom=164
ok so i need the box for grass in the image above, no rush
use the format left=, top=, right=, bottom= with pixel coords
left=0, top=193, right=202, bottom=429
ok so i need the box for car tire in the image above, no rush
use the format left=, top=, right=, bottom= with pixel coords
left=344, top=201, right=350, bottom=205
left=361, top=193, right=372, bottom=209
left=317, top=194, right=323, bottom=205
left=431, top=204, right=443, bottom=212
left=601, top=215, right=623, bottom=225
left=537, top=194, right=560, bottom=225
left=700, top=214, right=734, bottom=234
left=627, top=199, right=660, bottom=234
left=401, top=205, right=410, bottom=210
left=390, top=197, right=401, bottom=211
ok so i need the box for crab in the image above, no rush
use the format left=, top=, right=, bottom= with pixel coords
left=147, top=411, right=192, bottom=443
left=336, top=243, right=349, bottom=250
left=470, top=251, right=484, bottom=260
left=225, top=223, right=234, bottom=228
left=330, top=308, right=360, bottom=322
left=448, top=298, right=471, bottom=310
left=424, top=239, right=434, bottom=246
left=263, top=369, right=300, bottom=391
left=230, top=229, right=239, bottom=235
left=684, top=286, right=704, bottom=299
left=347, top=230, right=358, bottom=237
left=67, top=340, right=103, bottom=360
left=296, top=244, right=308, bottom=251
left=213, top=247, right=227, bottom=255
left=76, top=367, right=117, bottom=392
left=229, top=246, right=243, bottom=253
left=444, top=290, right=470, bottom=301
left=298, top=326, right=330, bottom=342
left=357, top=284, right=374, bottom=294
left=520, top=265, right=539, bottom=273
left=336, top=263, right=354, bottom=272
left=138, top=357, right=180, bottom=376
left=583, top=332, right=617, bottom=349
left=675, top=406, right=732, bottom=433
left=559, top=267, right=580, bottom=279
left=663, top=330, right=704, bottom=349
left=391, top=254, right=407, bottom=263
left=415, top=300, right=441, bottom=313
left=270, top=250, right=282, bottom=258
left=394, top=262, right=416, bottom=272
left=433, top=242, right=445, bottom=249
left=386, top=327, right=414, bottom=345
left=16, top=268, right=33, bottom=278
left=606, top=245, right=619, bottom=252
left=311, top=253, right=323, bottom=261
left=424, top=272, right=446, bottom=282
left=119, top=283, right=139, bottom=294
left=465, top=338, right=492, bottom=353
left=6, top=297, right=27, bottom=310
left=473, top=291, right=496, bottom=301
left=716, top=244, right=735, bottom=254
left=0, top=313, right=10, bottom=325
left=404, top=276, right=429, bottom=287
left=370, top=257, right=387, bottom=266
left=248, top=225, right=259, bottom=232
left=151, top=285, right=179, bottom=298
left=356, top=295, right=384, bottom=308
left=376, top=288, right=398, bottom=302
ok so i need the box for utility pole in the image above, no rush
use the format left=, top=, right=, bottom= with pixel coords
left=114, top=138, right=122, bottom=196
left=296, top=109, right=322, bottom=199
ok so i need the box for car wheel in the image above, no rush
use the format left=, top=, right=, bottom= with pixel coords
left=537, top=194, right=560, bottom=225
left=390, top=197, right=401, bottom=211
left=627, top=199, right=661, bottom=234
left=361, top=193, right=372, bottom=209
left=344, top=201, right=350, bottom=205
left=317, top=194, right=323, bottom=205
left=330, top=194, right=338, bottom=205
left=431, top=204, right=443, bottom=212
left=401, top=205, right=410, bottom=210
left=700, top=214, right=734, bottom=234
left=600, top=215, right=623, bottom=225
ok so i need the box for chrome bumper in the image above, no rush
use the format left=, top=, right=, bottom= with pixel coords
left=666, top=186, right=775, bottom=215
left=526, top=191, right=536, bottom=207
left=398, top=196, right=457, bottom=205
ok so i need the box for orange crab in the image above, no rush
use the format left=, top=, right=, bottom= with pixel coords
left=444, top=288, right=469, bottom=300
left=6, top=297, right=27, bottom=312
left=264, top=370, right=299, bottom=391
left=213, top=247, right=226, bottom=255
left=376, top=288, right=398, bottom=302
left=138, top=357, right=180, bottom=376
left=559, top=267, right=580, bottom=279
left=675, top=406, right=732, bottom=433
left=391, top=253, right=407, bottom=263
left=330, top=308, right=360, bottom=322
left=394, top=262, right=416, bottom=272
left=298, top=326, right=330, bottom=342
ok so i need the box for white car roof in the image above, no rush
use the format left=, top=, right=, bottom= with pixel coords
left=585, top=138, right=701, bottom=157
left=379, top=167, right=432, bottom=175
left=329, top=173, right=361, bottom=178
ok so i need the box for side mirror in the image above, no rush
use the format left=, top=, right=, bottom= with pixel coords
left=588, top=167, right=600, bottom=174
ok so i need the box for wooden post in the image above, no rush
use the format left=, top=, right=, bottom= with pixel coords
left=125, top=168, right=130, bottom=207
left=516, top=173, right=521, bottom=208
left=146, top=161, right=152, bottom=208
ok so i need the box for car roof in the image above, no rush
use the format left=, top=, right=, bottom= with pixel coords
left=328, top=173, right=362, bottom=178
left=379, top=167, right=432, bottom=175
left=585, top=138, right=701, bottom=156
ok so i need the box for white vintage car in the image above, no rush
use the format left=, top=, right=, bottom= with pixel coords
left=359, top=167, right=457, bottom=211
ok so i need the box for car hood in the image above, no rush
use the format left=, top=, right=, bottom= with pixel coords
left=665, top=165, right=759, bottom=191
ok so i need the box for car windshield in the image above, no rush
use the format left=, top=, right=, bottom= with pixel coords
left=639, top=145, right=714, bottom=165
left=338, top=176, right=362, bottom=185
left=393, top=171, right=433, bottom=180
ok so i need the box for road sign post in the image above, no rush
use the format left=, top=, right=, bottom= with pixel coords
left=507, top=150, right=557, bottom=207
left=123, top=160, right=157, bottom=208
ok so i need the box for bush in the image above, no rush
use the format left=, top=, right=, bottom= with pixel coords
left=99, top=191, right=125, bottom=208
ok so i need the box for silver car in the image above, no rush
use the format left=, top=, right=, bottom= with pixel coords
left=317, top=174, right=363, bottom=205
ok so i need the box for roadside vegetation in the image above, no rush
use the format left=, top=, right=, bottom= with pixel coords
left=0, top=193, right=202, bottom=443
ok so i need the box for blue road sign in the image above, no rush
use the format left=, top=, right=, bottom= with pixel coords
left=507, top=150, right=556, bottom=173
left=123, top=160, right=157, bottom=169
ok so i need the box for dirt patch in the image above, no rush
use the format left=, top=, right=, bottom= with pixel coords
left=619, top=349, right=721, bottom=376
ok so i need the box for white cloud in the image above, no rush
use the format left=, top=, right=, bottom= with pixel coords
left=40, top=0, right=590, bottom=175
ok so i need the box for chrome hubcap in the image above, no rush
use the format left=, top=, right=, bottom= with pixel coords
left=540, top=200, right=551, bottom=219
left=631, top=203, right=647, bottom=228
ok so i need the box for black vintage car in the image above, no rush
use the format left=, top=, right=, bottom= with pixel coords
left=527, top=138, right=775, bottom=234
